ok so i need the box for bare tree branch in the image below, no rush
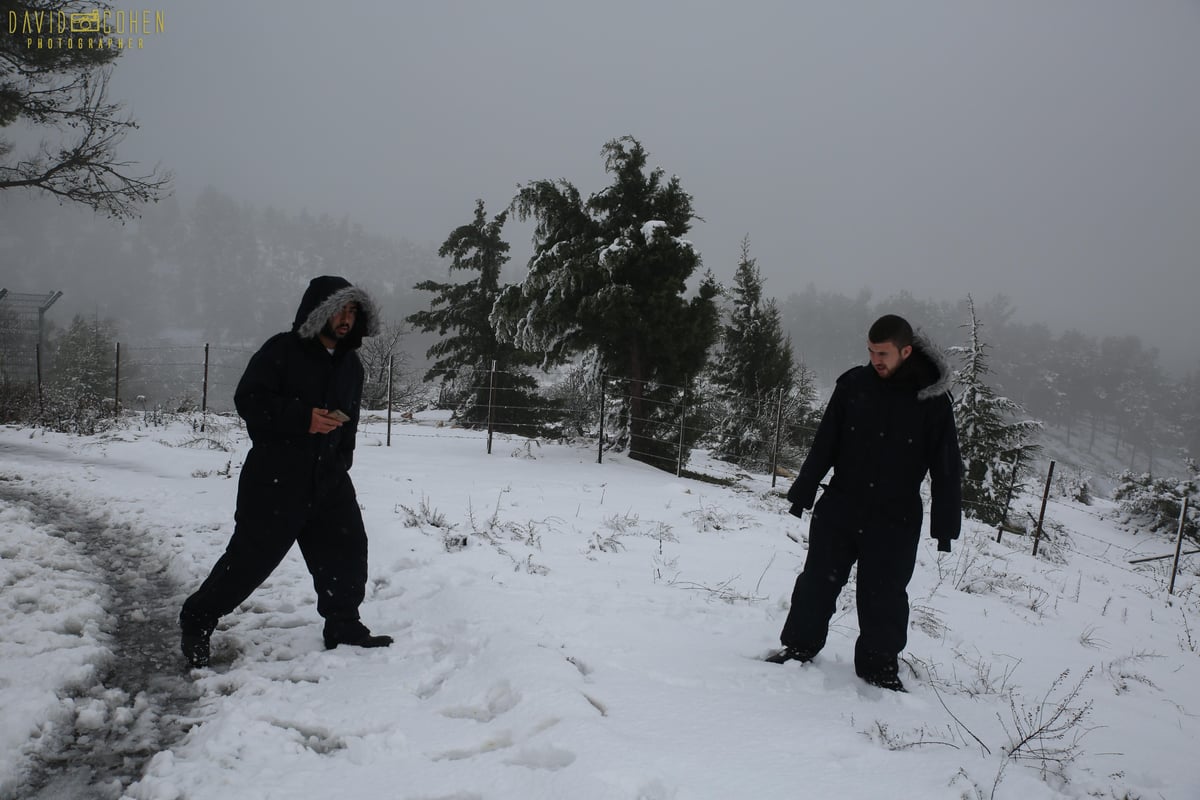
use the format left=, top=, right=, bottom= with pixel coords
left=1, top=2, right=170, bottom=218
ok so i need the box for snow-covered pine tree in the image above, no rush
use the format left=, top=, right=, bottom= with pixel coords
left=951, top=295, right=1043, bottom=525
left=38, top=314, right=120, bottom=434
left=407, top=200, right=540, bottom=431
left=1113, top=460, right=1198, bottom=543
left=708, top=236, right=812, bottom=469
left=493, top=137, right=720, bottom=468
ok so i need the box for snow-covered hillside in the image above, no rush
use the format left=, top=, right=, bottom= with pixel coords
left=1, top=414, right=1197, bottom=799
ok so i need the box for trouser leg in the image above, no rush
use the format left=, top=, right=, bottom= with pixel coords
left=853, top=527, right=920, bottom=673
left=779, top=511, right=857, bottom=653
left=297, top=477, right=368, bottom=623
left=180, top=512, right=301, bottom=633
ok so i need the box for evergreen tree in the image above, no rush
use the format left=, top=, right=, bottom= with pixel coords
left=407, top=200, right=539, bottom=430
left=952, top=296, right=1042, bottom=525
left=493, top=136, right=719, bottom=468
left=49, top=313, right=117, bottom=397
left=709, top=236, right=810, bottom=468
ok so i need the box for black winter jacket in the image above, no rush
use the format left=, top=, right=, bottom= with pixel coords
left=234, top=276, right=379, bottom=485
left=786, top=334, right=962, bottom=546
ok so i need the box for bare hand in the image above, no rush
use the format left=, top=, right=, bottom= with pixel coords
left=309, top=408, right=344, bottom=435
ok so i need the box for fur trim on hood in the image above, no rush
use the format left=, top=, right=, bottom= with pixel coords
left=292, top=276, right=380, bottom=350
left=912, top=331, right=953, bottom=401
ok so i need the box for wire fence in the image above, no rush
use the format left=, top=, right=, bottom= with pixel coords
left=445, top=366, right=821, bottom=483
left=118, top=342, right=255, bottom=415
left=12, top=344, right=1196, bottom=591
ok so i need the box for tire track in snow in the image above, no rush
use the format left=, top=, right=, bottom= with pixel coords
left=0, top=483, right=199, bottom=800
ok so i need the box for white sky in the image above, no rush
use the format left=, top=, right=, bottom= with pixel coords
left=9, top=0, right=1200, bottom=370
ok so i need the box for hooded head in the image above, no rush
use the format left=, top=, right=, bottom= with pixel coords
left=866, top=314, right=952, bottom=401
left=292, top=276, right=380, bottom=350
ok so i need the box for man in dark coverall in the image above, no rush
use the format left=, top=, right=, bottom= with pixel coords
left=180, top=276, right=393, bottom=668
left=766, top=314, right=961, bottom=691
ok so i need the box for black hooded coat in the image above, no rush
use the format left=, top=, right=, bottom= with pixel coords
left=235, top=275, right=380, bottom=482
left=786, top=332, right=962, bottom=547
left=181, top=276, right=381, bottom=633
left=778, top=333, right=962, bottom=670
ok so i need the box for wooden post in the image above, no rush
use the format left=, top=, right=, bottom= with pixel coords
left=1031, top=460, right=1055, bottom=557
left=386, top=354, right=393, bottom=447
left=201, top=343, right=210, bottom=432
left=486, top=360, right=497, bottom=455
left=770, top=387, right=785, bottom=489
left=114, top=342, right=121, bottom=418
left=1169, top=496, right=1191, bottom=596
left=598, top=374, right=606, bottom=464
left=996, top=450, right=1022, bottom=543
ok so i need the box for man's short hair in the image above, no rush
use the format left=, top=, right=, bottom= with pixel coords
left=868, top=314, right=914, bottom=349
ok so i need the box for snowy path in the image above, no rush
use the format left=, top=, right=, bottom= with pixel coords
left=0, top=481, right=198, bottom=800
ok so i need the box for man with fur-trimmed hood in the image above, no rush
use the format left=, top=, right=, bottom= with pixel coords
left=766, top=314, right=962, bottom=691
left=180, top=276, right=392, bottom=668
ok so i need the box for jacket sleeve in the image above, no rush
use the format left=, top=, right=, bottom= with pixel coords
left=234, top=335, right=311, bottom=434
left=786, top=383, right=844, bottom=515
left=929, top=396, right=963, bottom=544
left=338, top=359, right=364, bottom=471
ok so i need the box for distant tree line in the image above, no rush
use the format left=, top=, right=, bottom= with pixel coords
left=4, top=132, right=1193, bottom=497
left=779, top=288, right=1198, bottom=475
left=0, top=187, right=442, bottom=346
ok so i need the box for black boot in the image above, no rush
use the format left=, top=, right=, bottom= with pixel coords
left=181, top=628, right=212, bottom=668
left=180, top=609, right=216, bottom=668
left=323, top=619, right=393, bottom=651
left=855, top=648, right=906, bottom=692
left=765, top=645, right=818, bottom=664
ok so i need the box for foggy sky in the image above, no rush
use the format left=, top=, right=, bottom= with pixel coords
left=19, top=0, right=1200, bottom=371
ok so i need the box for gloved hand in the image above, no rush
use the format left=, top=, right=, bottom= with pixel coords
left=937, top=539, right=952, bottom=553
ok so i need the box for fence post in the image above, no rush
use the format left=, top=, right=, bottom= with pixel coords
left=35, top=342, right=44, bottom=416
left=996, top=450, right=1022, bottom=543
left=770, top=387, right=785, bottom=489
left=114, top=342, right=121, bottom=418
left=597, top=373, right=606, bottom=464
left=386, top=354, right=393, bottom=447
left=486, top=360, right=497, bottom=455
left=675, top=384, right=687, bottom=478
left=201, top=343, right=210, bottom=432
left=1031, top=460, right=1055, bottom=557
left=1168, top=495, right=1191, bottom=596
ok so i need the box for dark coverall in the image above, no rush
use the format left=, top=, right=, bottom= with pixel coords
left=780, top=338, right=962, bottom=679
left=180, top=276, right=377, bottom=636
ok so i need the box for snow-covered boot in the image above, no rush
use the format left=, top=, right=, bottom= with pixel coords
left=855, top=648, right=906, bottom=691
left=765, top=645, right=817, bottom=664
left=181, top=629, right=212, bottom=668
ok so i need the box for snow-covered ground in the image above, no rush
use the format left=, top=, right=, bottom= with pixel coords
left=1, top=412, right=1198, bottom=800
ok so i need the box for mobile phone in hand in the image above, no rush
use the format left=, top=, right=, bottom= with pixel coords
left=328, top=410, right=351, bottom=422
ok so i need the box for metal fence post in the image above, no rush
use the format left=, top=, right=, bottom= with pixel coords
left=201, top=343, right=210, bottom=432
left=114, top=342, right=121, bottom=418
left=486, top=360, right=497, bottom=454
left=1031, top=460, right=1055, bottom=557
left=675, top=385, right=687, bottom=478
left=35, top=342, right=44, bottom=416
left=770, top=387, right=785, bottom=488
left=1169, top=495, right=1191, bottom=596
left=598, top=373, right=606, bottom=464
left=386, top=354, right=393, bottom=447
left=996, top=450, right=1022, bottom=543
